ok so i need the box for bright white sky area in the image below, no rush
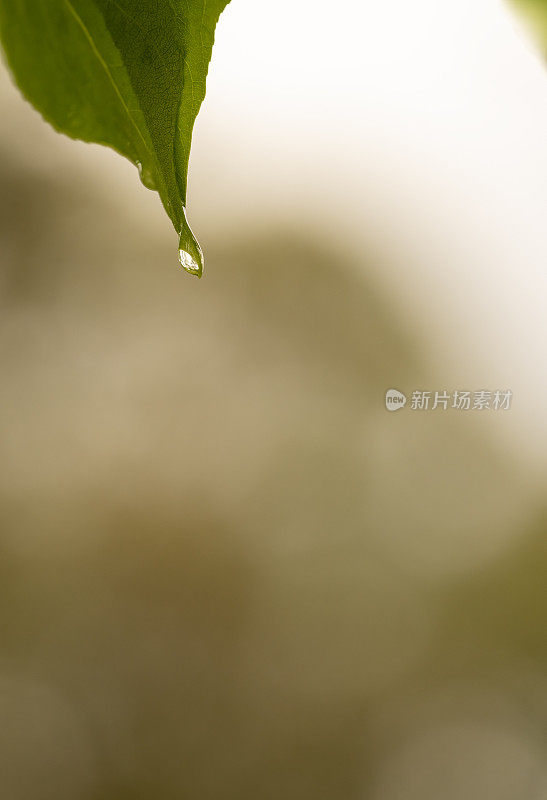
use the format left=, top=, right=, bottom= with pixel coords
left=192, top=0, right=547, bottom=469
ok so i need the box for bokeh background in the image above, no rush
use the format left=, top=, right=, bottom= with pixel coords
left=0, top=0, right=546, bottom=797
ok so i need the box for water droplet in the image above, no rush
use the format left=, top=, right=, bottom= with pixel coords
left=178, top=248, right=201, bottom=276
left=178, top=209, right=204, bottom=278
left=136, top=160, right=157, bottom=191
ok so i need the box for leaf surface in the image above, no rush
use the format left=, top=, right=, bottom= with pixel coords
left=0, top=0, right=230, bottom=275
left=510, top=0, right=547, bottom=55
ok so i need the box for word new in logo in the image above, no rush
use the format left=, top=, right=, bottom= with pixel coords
left=385, top=389, right=407, bottom=412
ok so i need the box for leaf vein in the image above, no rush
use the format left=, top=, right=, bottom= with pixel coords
left=63, top=0, right=152, bottom=158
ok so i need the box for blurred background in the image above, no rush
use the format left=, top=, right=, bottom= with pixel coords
left=0, top=0, right=546, bottom=797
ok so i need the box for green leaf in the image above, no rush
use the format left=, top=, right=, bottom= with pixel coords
left=0, top=0, right=231, bottom=276
left=510, top=0, right=547, bottom=56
